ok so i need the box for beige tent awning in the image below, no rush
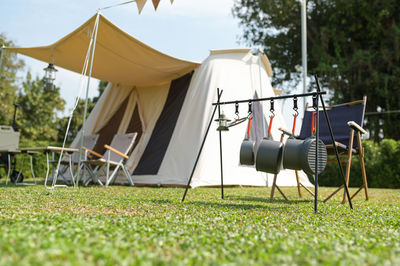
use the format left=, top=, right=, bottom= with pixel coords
left=6, top=14, right=200, bottom=86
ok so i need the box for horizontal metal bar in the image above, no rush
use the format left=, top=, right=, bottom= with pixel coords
left=212, top=91, right=326, bottom=106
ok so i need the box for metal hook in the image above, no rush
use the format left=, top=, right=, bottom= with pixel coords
left=248, top=101, right=253, bottom=118
left=235, top=102, right=240, bottom=120
left=270, top=99, right=275, bottom=117
left=312, top=94, right=318, bottom=110
left=293, top=97, right=299, bottom=116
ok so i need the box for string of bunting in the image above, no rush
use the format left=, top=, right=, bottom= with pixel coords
left=100, top=0, right=174, bottom=14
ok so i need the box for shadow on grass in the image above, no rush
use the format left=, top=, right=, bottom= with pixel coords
left=0, top=182, right=43, bottom=188
left=226, top=195, right=313, bottom=205
left=148, top=199, right=291, bottom=211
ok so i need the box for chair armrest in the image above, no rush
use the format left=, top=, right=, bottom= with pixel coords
left=347, top=121, right=367, bottom=135
left=82, top=146, right=103, bottom=158
left=104, top=144, right=129, bottom=159
left=278, top=127, right=298, bottom=137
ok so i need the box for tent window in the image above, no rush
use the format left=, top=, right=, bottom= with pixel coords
left=134, top=72, right=193, bottom=175
left=126, top=104, right=143, bottom=152
left=93, top=97, right=129, bottom=155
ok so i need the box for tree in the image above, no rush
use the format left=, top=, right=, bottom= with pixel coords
left=17, top=73, right=65, bottom=141
left=0, top=34, right=24, bottom=125
left=233, top=0, right=400, bottom=140
left=92, top=80, right=108, bottom=104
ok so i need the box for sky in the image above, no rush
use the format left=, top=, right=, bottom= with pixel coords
left=1, top=0, right=312, bottom=131
left=1, top=0, right=244, bottom=114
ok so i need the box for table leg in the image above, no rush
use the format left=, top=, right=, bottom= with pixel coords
left=44, top=152, right=50, bottom=187
left=29, top=153, right=37, bottom=185
left=6, top=154, right=11, bottom=185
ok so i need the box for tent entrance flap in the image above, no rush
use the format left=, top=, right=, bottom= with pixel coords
left=133, top=72, right=193, bottom=175
left=126, top=104, right=143, bottom=153
left=93, top=97, right=129, bottom=155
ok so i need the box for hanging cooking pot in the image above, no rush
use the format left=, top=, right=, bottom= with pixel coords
left=240, top=116, right=255, bottom=165
left=283, top=112, right=328, bottom=175
left=255, top=102, right=283, bottom=174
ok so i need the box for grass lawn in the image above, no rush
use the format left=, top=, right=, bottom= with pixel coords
left=0, top=184, right=399, bottom=265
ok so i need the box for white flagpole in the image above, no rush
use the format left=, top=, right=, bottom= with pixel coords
left=301, top=0, right=308, bottom=111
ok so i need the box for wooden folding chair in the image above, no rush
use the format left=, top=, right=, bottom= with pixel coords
left=82, top=133, right=137, bottom=187
left=50, top=134, right=99, bottom=186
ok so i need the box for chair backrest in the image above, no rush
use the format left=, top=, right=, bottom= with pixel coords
left=298, top=97, right=366, bottom=148
left=69, top=134, right=99, bottom=162
left=103, top=133, right=137, bottom=163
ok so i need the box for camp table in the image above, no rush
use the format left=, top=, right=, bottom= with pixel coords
left=19, top=146, right=79, bottom=187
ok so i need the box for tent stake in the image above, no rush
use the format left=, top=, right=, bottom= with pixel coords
left=182, top=90, right=223, bottom=202
left=314, top=75, right=353, bottom=210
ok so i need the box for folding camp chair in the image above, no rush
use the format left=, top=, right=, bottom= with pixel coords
left=81, top=133, right=137, bottom=187
left=299, top=97, right=368, bottom=203
left=272, top=97, right=368, bottom=203
left=50, top=134, right=99, bottom=185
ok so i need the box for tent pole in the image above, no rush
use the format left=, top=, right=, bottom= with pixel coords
left=182, top=90, right=222, bottom=202
left=75, top=12, right=101, bottom=187
left=217, top=88, right=224, bottom=199
left=314, top=75, right=353, bottom=210
left=256, top=51, right=269, bottom=188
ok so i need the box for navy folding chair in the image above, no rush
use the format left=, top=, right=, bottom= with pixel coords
left=299, top=97, right=369, bottom=203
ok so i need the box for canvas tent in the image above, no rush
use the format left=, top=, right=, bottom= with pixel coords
left=6, top=14, right=312, bottom=187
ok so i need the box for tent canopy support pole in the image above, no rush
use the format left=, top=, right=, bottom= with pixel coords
left=217, top=88, right=224, bottom=199
left=76, top=12, right=101, bottom=187
left=182, top=89, right=223, bottom=202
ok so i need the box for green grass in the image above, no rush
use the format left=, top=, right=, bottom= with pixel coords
left=0, top=184, right=399, bottom=265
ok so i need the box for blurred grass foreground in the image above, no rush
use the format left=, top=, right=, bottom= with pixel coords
left=0, top=186, right=399, bottom=265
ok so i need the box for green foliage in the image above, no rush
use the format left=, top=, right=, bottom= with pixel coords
left=319, top=139, right=400, bottom=188
left=0, top=186, right=399, bottom=265
left=92, top=80, right=108, bottom=104
left=0, top=34, right=24, bottom=125
left=57, top=98, right=95, bottom=144
left=233, top=0, right=400, bottom=140
left=17, top=72, right=65, bottom=141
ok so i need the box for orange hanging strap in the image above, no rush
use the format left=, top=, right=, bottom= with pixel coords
left=292, top=113, right=298, bottom=135
left=311, top=112, right=317, bottom=133
left=268, top=115, right=274, bottom=136
left=247, top=117, right=252, bottom=137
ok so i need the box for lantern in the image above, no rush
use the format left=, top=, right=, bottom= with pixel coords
left=215, top=112, right=231, bottom=131
left=43, top=63, right=58, bottom=90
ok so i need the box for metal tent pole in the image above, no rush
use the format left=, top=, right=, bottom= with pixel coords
left=182, top=90, right=222, bottom=202
left=217, top=88, right=224, bottom=199
left=314, top=75, right=353, bottom=209
left=75, top=12, right=101, bottom=187
left=256, top=51, right=269, bottom=187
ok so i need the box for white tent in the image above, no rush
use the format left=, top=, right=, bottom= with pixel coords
left=70, top=48, right=312, bottom=188
left=6, top=14, right=312, bottom=187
